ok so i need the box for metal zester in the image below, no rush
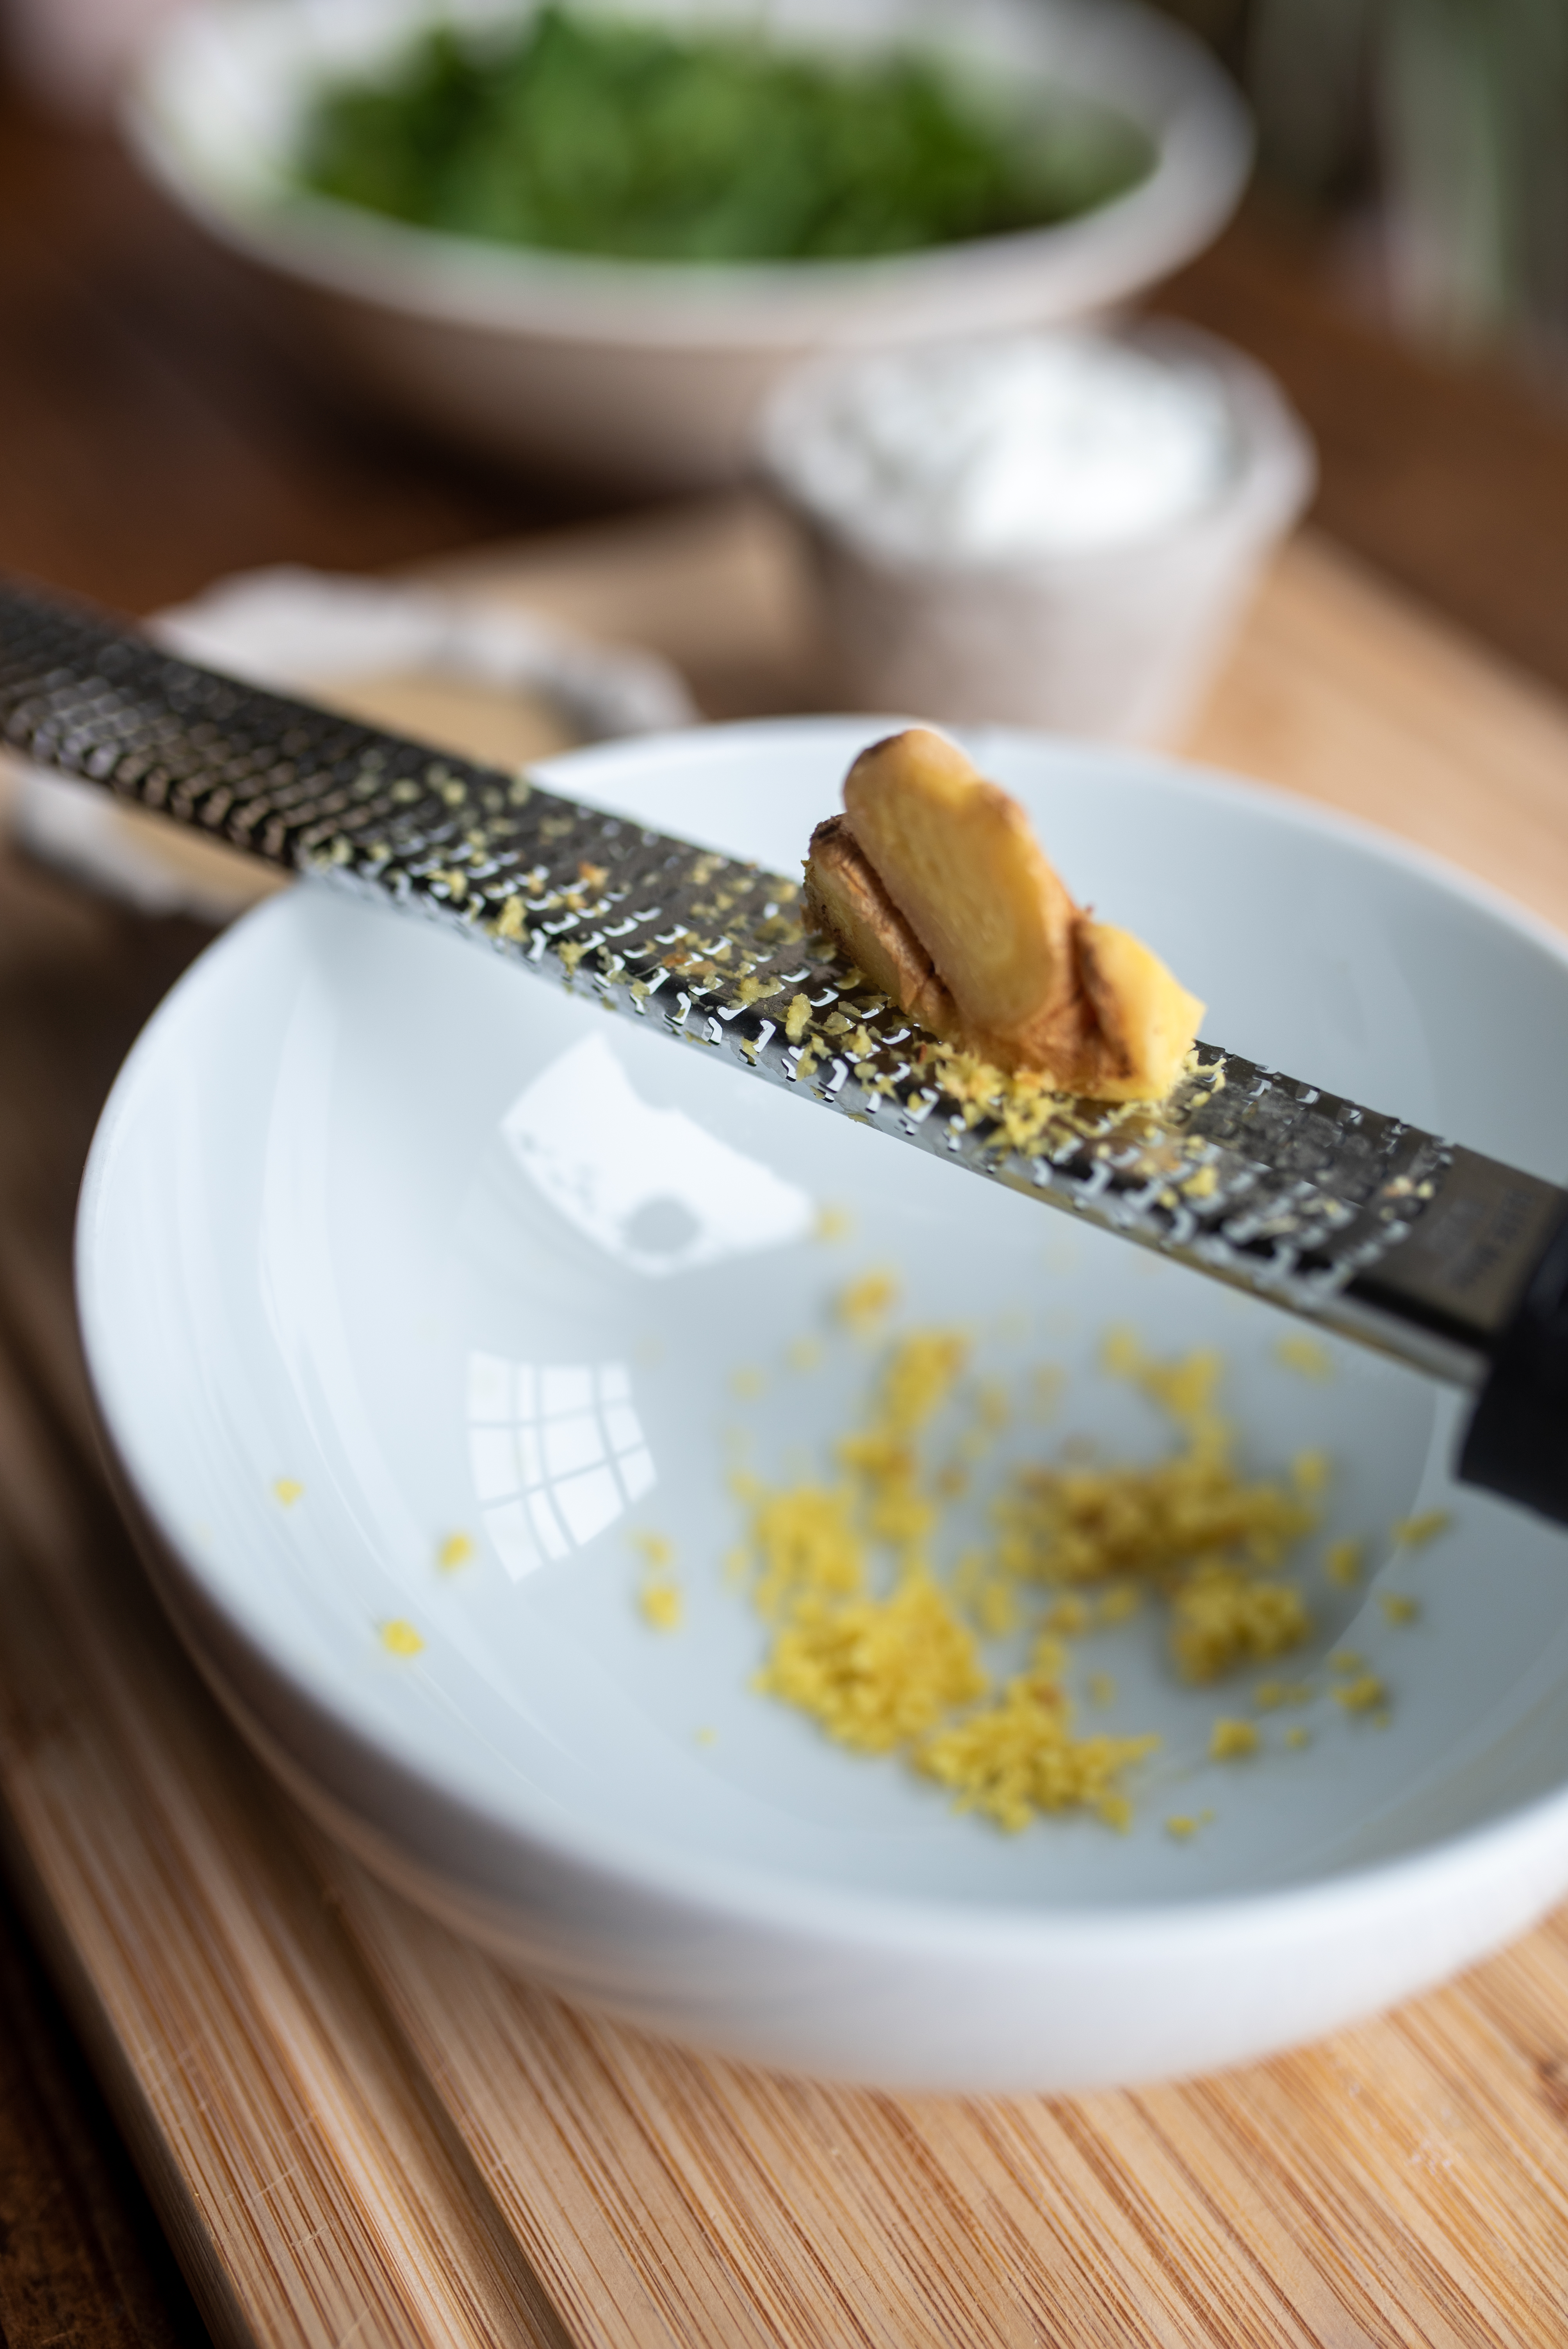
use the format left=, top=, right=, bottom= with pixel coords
left=3, top=577, right=1566, bottom=1526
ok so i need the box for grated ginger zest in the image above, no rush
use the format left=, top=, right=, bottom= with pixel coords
left=734, top=1326, right=1323, bottom=1832
left=1170, top=1562, right=1312, bottom=1684
left=756, top=1574, right=987, bottom=1753
left=918, top=1668, right=1158, bottom=1834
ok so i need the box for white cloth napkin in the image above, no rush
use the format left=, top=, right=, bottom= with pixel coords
left=5, top=564, right=696, bottom=921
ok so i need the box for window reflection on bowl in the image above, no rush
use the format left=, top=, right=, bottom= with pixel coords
left=468, top=1351, right=656, bottom=1578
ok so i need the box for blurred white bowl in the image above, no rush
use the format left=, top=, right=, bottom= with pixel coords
left=77, top=717, right=1568, bottom=2092
left=125, top=0, right=1253, bottom=491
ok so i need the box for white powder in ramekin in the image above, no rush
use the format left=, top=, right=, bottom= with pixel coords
left=766, top=332, right=1239, bottom=566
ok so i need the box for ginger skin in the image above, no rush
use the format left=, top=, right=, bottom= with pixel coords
left=803, top=729, right=1203, bottom=1101
left=800, top=815, right=959, bottom=1041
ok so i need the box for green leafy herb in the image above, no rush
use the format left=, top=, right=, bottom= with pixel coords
left=297, top=7, right=1153, bottom=264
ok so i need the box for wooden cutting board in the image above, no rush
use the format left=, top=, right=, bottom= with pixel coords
left=4, top=497, right=1568, bottom=2349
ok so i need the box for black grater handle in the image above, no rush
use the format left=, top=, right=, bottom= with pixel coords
left=1460, top=1204, right=1568, bottom=1525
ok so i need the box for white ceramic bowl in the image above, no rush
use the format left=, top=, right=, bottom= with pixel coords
left=77, top=718, right=1568, bottom=2092
left=125, top=0, right=1252, bottom=491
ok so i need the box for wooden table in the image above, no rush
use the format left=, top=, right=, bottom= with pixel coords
left=7, top=64, right=1568, bottom=2349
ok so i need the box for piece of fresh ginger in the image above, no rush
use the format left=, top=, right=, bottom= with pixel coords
left=802, top=728, right=1204, bottom=1101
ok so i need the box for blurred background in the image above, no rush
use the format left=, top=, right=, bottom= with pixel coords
left=1157, top=0, right=1568, bottom=374
left=9, top=0, right=1568, bottom=373
left=0, top=0, right=1565, bottom=696
left=18, top=0, right=1567, bottom=376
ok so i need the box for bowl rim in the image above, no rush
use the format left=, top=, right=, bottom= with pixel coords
left=123, top=0, right=1253, bottom=349
left=74, top=715, right=1568, bottom=1968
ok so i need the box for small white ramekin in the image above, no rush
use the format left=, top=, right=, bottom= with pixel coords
left=761, top=324, right=1316, bottom=744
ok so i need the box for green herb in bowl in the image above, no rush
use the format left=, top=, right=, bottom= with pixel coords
left=297, top=5, right=1155, bottom=264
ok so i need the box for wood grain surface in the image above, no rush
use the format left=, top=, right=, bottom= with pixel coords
left=0, top=1855, right=208, bottom=2349
left=4, top=501, right=1568, bottom=2349
left=1157, top=205, right=1568, bottom=708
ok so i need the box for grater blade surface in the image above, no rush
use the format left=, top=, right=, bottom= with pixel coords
left=2, top=576, right=1559, bottom=1387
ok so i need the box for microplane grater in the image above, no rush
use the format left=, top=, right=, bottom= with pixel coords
left=2, top=577, right=1565, bottom=1524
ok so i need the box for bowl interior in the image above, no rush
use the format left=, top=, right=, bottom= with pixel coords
left=79, top=719, right=1568, bottom=1921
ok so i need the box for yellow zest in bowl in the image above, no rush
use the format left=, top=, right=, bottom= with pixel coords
left=1253, top=1679, right=1311, bottom=1711
left=730, top=1323, right=1327, bottom=1832
left=1324, top=1537, right=1364, bottom=1587
left=640, top=1583, right=683, bottom=1632
left=757, top=1574, right=987, bottom=1752
left=1292, top=1450, right=1329, bottom=1496
left=1333, top=1672, right=1387, bottom=1713
left=1392, top=1509, right=1451, bottom=1549
left=836, top=1270, right=900, bottom=1335
left=631, top=1529, right=682, bottom=1631
left=1169, top=1564, right=1311, bottom=1683
left=920, top=1672, right=1158, bottom=1834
